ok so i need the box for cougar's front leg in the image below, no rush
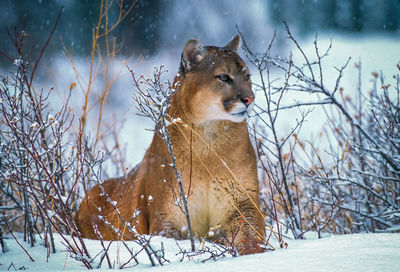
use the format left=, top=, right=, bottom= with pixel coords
left=227, top=198, right=266, bottom=255
left=147, top=197, right=188, bottom=240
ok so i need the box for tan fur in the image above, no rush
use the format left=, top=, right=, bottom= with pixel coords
left=76, top=36, right=265, bottom=255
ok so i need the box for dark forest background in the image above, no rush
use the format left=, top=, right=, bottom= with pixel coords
left=0, top=0, right=399, bottom=65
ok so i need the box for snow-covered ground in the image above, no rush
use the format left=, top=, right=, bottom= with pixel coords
left=2, top=233, right=399, bottom=271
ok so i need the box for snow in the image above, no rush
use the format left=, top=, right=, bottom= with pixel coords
left=1, top=233, right=399, bottom=271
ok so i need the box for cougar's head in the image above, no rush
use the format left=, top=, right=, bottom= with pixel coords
left=174, top=35, right=254, bottom=124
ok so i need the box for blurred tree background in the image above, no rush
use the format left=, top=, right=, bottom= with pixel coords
left=270, top=0, right=400, bottom=33
left=0, top=0, right=399, bottom=66
left=0, top=0, right=164, bottom=64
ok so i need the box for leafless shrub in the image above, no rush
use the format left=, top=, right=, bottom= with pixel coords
left=238, top=28, right=307, bottom=240
left=0, top=3, right=165, bottom=269
left=240, top=22, right=399, bottom=238
left=175, top=239, right=237, bottom=263
left=130, top=65, right=196, bottom=252
left=303, top=63, right=400, bottom=233
left=0, top=18, right=94, bottom=268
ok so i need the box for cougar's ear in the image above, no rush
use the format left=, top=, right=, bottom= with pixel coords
left=224, top=34, right=241, bottom=51
left=181, top=39, right=205, bottom=73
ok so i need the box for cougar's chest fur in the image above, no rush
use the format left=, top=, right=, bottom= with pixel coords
left=167, top=120, right=254, bottom=238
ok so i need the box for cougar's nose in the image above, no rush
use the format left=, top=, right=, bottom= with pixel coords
left=241, top=96, right=254, bottom=106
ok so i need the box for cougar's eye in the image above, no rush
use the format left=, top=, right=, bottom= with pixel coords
left=244, top=73, right=251, bottom=81
left=217, top=74, right=233, bottom=84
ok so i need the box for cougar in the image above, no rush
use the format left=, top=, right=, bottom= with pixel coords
left=76, top=35, right=266, bottom=255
